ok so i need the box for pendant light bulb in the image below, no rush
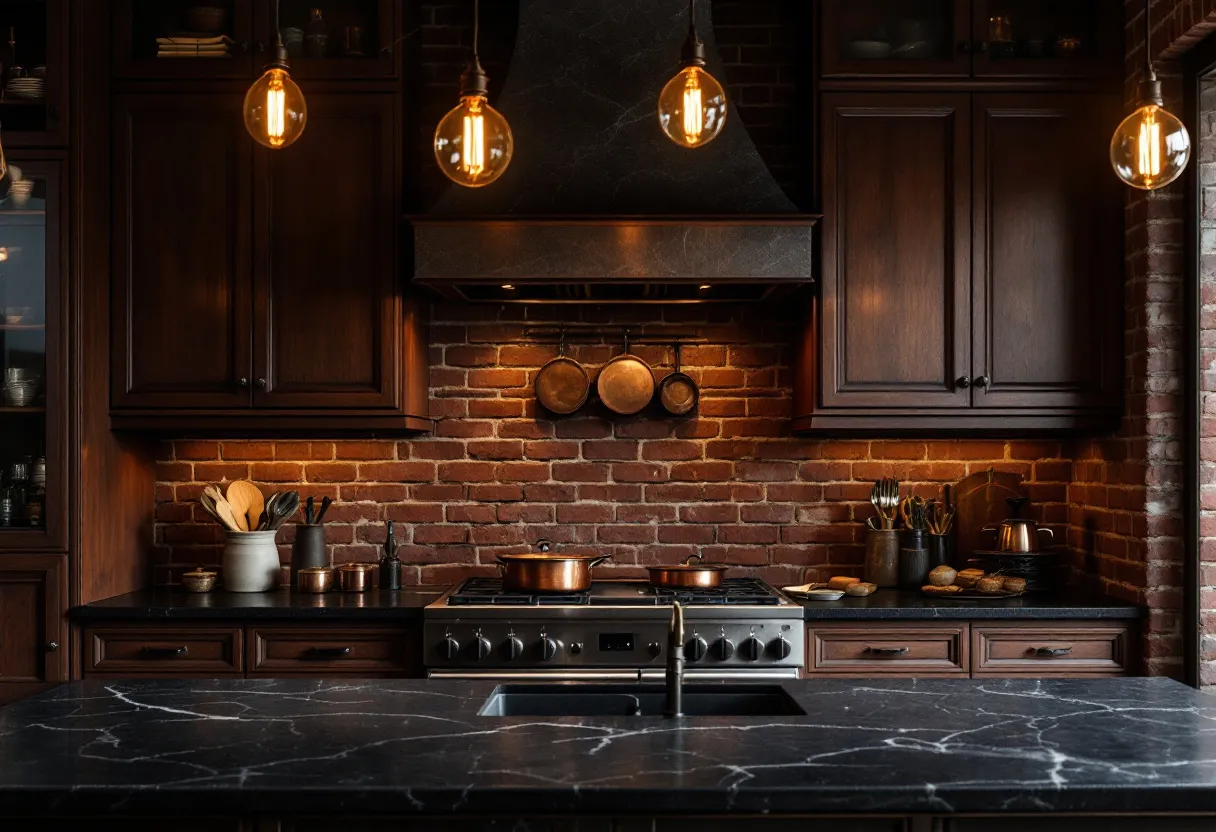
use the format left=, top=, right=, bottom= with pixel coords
left=244, top=0, right=307, bottom=149
left=1111, top=0, right=1191, bottom=190
left=433, top=0, right=513, bottom=187
left=658, top=0, right=727, bottom=148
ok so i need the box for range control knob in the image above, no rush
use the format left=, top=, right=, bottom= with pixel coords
left=474, top=636, right=493, bottom=662
left=440, top=636, right=460, bottom=660
left=540, top=637, right=559, bottom=661
left=769, top=636, right=793, bottom=660
left=713, top=637, right=735, bottom=661
left=648, top=641, right=662, bottom=658
left=506, top=636, right=524, bottom=660
left=687, top=636, right=708, bottom=662
left=740, top=637, right=764, bottom=662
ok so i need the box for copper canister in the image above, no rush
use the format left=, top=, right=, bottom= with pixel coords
left=297, top=566, right=333, bottom=594
left=336, top=563, right=374, bottom=592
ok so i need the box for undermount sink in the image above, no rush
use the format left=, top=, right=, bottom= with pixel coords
left=477, top=684, right=806, bottom=717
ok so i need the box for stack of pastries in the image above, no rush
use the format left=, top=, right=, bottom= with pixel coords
left=922, top=565, right=1026, bottom=596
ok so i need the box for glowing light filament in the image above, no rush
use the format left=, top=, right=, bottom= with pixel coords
left=462, top=104, right=486, bottom=177
left=682, top=73, right=703, bottom=144
left=266, top=78, right=286, bottom=147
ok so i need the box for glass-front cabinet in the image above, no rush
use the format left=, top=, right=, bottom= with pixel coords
left=0, top=159, right=64, bottom=550
left=113, top=0, right=397, bottom=79
left=821, top=0, right=1121, bottom=79
left=0, top=0, right=66, bottom=147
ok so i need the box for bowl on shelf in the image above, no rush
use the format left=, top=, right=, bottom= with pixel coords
left=2, top=381, right=39, bottom=407
left=185, top=6, right=226, bottom=34
left=3, top=307, right=31, bottom=325
left=847, top=39, right=892, bottom=59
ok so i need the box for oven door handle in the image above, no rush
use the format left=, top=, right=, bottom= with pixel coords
left=639, top=668, right=801, bottom=682
left=428, top=670, right=644, bottom=681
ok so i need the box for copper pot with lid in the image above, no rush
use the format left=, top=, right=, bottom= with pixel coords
left=496, top=539, right=610, bottom=592
left=646, top=554, right=730, bottom=588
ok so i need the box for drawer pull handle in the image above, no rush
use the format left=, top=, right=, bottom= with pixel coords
left=141, top=646, right=188, bottom=659
left=866, top=646, right=910, bottom=656
left=305, top=646, right=353, bottom=659
left=1034, top=647, right=1073, bottom=658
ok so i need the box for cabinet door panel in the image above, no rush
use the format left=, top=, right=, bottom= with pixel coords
left=971, top=94, right=1122, bottom=410
left=112, top=94, right=253, bottom=409
left=0, top=555, right=66, bottom=684
left=820, top=93, right=971, bottom=409
left=253, top=93, right=397, bottom=409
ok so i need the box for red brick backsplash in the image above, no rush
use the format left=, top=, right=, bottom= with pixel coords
left=152, top=302, right=1074, bottom=588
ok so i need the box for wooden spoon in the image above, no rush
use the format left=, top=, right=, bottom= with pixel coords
left=227, top=480, right=264, bottom=533
left=203, top=485, right=244, bottom=533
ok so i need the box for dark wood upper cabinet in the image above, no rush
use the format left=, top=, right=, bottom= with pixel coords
left=0, top=555, right=66, bottom=685
left=796, top=91, right=1123, bottom=434
left=971, top=93, right=1122, bottom=411
left=111, top=94, right=254, bottom=410
left=820, top=0, right=1121, bottom=80
left=818, top=93, right=972, bottom=410
left=253, top=93, right=398, bottom=409
left=110, top=92, right=428, bottom=431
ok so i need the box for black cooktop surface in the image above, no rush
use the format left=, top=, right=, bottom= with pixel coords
left=445, top=578, right=783, bottom=607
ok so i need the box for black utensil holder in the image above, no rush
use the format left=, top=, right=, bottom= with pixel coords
left=290, top=524, right=329, bottom=587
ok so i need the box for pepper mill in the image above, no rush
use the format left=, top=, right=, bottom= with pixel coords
left=380, top=520, right=402, bottom=590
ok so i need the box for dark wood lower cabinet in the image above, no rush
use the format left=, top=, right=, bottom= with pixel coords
left=82, top=622, right=423, bottom=679
left=806, top=620, right=1134, bottom=678
left=0, top=556, right=67, bottom=698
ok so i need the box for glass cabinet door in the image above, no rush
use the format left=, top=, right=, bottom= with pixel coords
left=0, top=159, right=63, bottom=550
left=821, top=0, right=972, bottom=78
left=113, top=0, right=256, bottom=79
left=0, top=0, right=66, bottom=147
left=274, top=0, right=398, bottom=78
left=972, top=0, right=1122, bottom=78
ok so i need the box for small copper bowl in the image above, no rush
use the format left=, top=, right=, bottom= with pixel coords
left=336, top=563, right=375, bottom=592
left=182, top=569, right=217, bottom=594
left=297, top=566, right=333, bottom=594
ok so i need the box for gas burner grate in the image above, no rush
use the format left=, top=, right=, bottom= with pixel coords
left=446, top=578, right=590, bottom=606
left=445, top=577, right=782, bottom=607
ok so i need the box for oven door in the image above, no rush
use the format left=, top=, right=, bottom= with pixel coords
left=428, top=668, right=801, bottom=681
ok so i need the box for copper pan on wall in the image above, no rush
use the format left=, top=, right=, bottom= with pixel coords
left=534, top=332, right=590, bottom=415
left=596, top=333, right=655, bottom=415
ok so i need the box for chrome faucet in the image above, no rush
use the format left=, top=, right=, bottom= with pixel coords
left=665, top=601, right=685, bottom=718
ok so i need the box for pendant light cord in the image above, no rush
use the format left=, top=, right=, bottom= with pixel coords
left=472, top=0, right=480, bottom=63
left=1144, top=0, right=1155, bottom=82
left=272, top=0, right=283, bottom=50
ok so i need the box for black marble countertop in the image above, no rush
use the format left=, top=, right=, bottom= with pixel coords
left=69, top=587, right=449, bottom=621
left=0, top=677, right=1212, bottom=817
left=798, top=589, right=1142, bottom=620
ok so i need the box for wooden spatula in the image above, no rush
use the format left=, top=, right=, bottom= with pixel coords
left=227, top=480, right=264, bottom=533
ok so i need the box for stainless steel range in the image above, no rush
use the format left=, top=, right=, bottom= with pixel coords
left=424, top=578, right=804, bottom=681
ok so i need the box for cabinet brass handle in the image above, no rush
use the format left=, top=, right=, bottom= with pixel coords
left=305, top=646, right=353, bottom=659
left=256, top=378, right=267, bottom=389
left=46, top=642, right=59, bottom=652
left=867, top=646, right=910, bottom=656
left=141, top=646, right=188, bottom=659
left=1034, top=647, right=1072, bottom=658
left=975, top=375, right=990, bottom=389
left=238, top=377, right=249, bottom=388
left=956, top=375, right=971, bottom=389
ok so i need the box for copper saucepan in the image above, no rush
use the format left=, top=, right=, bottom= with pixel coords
left=647, top=554, right=730, bottom=588
left=596, top=332, right=655, bottom=416
left=496, top=541, right=610, bottom=592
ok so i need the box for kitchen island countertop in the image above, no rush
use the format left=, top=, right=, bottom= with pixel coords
left=1, top=677, right=1212, bottom=819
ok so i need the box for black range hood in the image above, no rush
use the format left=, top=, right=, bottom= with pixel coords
left=411, top=0, right=816, bottom=303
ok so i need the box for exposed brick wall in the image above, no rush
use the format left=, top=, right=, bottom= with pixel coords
left=153, top=303, right=1073, bottom=588
left=1200, top=74, right=1216, bottom=686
